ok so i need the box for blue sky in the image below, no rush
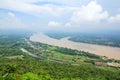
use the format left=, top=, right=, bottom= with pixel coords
left=0, top=0, right=120, bottom=32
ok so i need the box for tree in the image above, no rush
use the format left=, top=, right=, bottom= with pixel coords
left=21, top=72, right=39, bottom=80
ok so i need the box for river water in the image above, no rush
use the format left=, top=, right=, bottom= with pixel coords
left=30, top=33, right=120, bottom=60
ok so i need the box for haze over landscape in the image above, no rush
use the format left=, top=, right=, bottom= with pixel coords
left=0, top=0, right=120, bottom=80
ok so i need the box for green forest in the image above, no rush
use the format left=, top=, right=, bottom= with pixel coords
left=46, top=32, right=120, bottom=47
left=0, top=32, right=120, bottom=80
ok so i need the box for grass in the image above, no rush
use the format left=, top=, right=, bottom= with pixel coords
left=41, top=51, right=90, bottom=64
left=6, top=55, right=24, bottom=59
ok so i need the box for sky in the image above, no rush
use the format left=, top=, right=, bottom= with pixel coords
left=0, top=0, right=120, bottom=32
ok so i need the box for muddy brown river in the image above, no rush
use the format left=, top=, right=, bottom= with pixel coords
left=30, top=33, right=120, bottom=60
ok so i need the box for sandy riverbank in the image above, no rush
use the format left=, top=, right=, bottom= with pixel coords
left=30, top=33, right=120, bottom=60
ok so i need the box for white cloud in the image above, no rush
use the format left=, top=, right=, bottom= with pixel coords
left=65, top=23, right=72, bottom=27
left=108, top=14, right=120, bottom=23
left=8, top=12, right=15, bottom=17
left=48, top=21, right=61, bottom=27
left=71, top=1, right=109, bottom=24
left=0, top=0, right=120, bottom=31
left=0, top=0, right=108, bottom=20
left=0, top=0, right=92, bottom=17
left=18, top=0, right=87, bottom=6
left=0, top=12, right=27, bottom=29
left=0, top=0, right=71, bottom=17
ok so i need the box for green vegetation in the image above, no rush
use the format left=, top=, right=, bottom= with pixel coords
left=29, top=41, right=103, bottom=64
left=0, top=32, right=120, bottom=80
left=46, top=32, right=120, bottom=47
left=0, top=56, right=120, bottom=80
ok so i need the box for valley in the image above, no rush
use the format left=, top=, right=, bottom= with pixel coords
left=30, top=33, right=120, bottom=60
left=0, top=32, right=120, bottom=80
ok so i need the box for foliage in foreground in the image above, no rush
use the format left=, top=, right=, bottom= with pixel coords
left=0, top=56, right=120, bottom=80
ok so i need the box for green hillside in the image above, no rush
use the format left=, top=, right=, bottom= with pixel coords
left=0, top=33, right=120, bottom=80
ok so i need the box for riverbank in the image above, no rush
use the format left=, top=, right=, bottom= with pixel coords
left=30, top=33, right=120, bottom=60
